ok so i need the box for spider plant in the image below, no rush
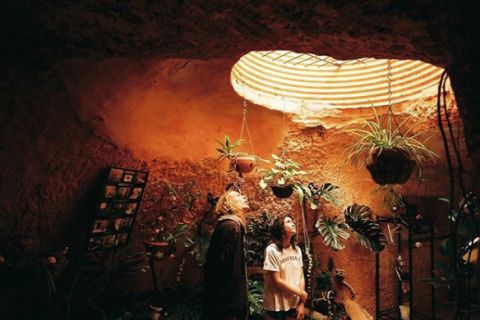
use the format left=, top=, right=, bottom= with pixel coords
left=345, top=108, right=438, bottom=167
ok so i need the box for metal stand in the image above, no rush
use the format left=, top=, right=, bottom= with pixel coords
left=375, top=216, right=435, bottom=320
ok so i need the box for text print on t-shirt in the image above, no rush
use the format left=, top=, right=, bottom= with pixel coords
left=279, top=254, right=300, bottom=265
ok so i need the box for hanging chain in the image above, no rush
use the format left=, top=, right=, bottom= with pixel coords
left=385, top=59, right=403, bottom=135
left=281, top=97, right=287, bottom=159
left=239, top=100, right=246, bottom=140
left=239, top=99, right=256, bottom=156
left=387, top=59, right=393, bottom=112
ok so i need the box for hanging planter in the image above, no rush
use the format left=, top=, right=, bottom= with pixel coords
left=259, top=154, right=306, bottom=199
left=345, top=108, right=437, bottom=185
left=216, top=136, right=260, bottom=174
left=215, top=100, right=264, bottom=176
left=366, top=148, right=416, bottom=185
left=232, top=154, right=257, bottom=174
left=345, top=60, right=437, bottom=185
left=271, top=184, right=294, bottom=198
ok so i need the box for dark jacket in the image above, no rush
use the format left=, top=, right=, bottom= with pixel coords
left=202, top=215, right=248, bottom=319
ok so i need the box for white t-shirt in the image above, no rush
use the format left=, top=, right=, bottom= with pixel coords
left=263, top=243, right=303, bottom=311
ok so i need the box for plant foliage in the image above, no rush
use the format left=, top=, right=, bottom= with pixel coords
left=431, top=193, right=480, bottom=310
left=344, top=204, right=387, bottom=252
left=259, top=154, right=307, bottom=189
left=345, top=108, right=437, bottom=168
left=247, top=279, right=264, bottom=319
left=216, top=135, right=244, bottom=160
left=295, top=182, right=341, bottom=210
left=315, top=215, right=350, bottom=251
left=246, top=211, right=274, bottom=266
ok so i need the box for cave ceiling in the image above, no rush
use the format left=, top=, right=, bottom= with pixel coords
left=4, top=0, right=480, bottom=165
left=4, top=0, right=453, bottom=66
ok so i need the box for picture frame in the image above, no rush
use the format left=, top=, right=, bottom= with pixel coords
left=117, top=186, right=131, bottom=199
left=87, top=167, right=149, bottom=251
left=112, top=201, right=126, bottom=215
left=104, top=186, right=117, bottom=199
left=92, top=219, right=109, bottom=234
left=102, top=234, right=117, bottom=248
left=98, top=201, right=111, bottom=215
left=123, top=171, right=135, bottom=183
left=129, top=187, right=143, bottom=200
left=119, top=217, right=133, bottom=231
left=125, top=202, right=137, bottom=215
left=108, top=168, right=124, bottom=183
left=88, top=237, right=103, bottom=251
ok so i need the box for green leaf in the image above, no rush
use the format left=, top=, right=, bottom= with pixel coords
left=315, top=215, right=350, bottom=251
left=259, top=179, right=268, bottom=190
left=438, top=197, right=451, bottom=204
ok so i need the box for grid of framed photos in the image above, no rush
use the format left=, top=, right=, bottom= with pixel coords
left=87, top=167, right=149, bottom=251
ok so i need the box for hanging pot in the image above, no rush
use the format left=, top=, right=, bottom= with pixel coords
left=365, top=148, right=416, bottom=185
left=271, top=185, right=294, bottom=198
left=232, top=155, right=256, bottom=174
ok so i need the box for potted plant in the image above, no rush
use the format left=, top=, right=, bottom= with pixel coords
left=345, top=109, right=437, bottom=185
left=216, top=135, right=258, bottom=174
left=259, top=154, right=307, bottom=198
left=143, top=215, right=191, bottom=260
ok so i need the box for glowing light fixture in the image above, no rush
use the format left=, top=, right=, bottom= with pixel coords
left=230, top=51, right=444, bottom=114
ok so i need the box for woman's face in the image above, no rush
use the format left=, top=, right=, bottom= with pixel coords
left=283, top=216, right=296, bottom=236
left=229, top=191, right=250, bottom=211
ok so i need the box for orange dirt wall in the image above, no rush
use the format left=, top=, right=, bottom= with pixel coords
left=1, top=57, right=472, bottom=316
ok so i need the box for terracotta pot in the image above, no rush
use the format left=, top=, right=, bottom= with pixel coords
left=365, top=148, right=416, bottom=185
left=271, top=185, right=294, bottom=198
left=232, top=155, right=256, bottom=173
left=144, top=241, right=172, bottom=259
left=144, top=240, right=169, bottom=249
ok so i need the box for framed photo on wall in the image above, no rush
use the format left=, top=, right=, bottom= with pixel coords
left=87, top=167, right=149, bottom=251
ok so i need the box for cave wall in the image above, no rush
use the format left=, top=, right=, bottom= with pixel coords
left=0, top=54, right=474, bottom=316
left=2, top=1, right=480, bottom=318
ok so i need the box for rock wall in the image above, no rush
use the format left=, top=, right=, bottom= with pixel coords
left=0, top=56, right=473, bottom=316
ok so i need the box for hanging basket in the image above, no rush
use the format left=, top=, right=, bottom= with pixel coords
left=365, top=148, right=416, bottom=185
left=271, top=185, right=294, bottom=198
left=232, top=155, right=256, bottom=174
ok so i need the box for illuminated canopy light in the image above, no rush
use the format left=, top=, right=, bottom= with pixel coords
left=230, top=51, right=444, bottom=114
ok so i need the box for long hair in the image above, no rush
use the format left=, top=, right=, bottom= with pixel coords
left=271, top=215, right=297, bottom=251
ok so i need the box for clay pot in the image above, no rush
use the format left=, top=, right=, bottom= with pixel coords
left=271, top=185, right=294, bottom=198
left=232, top=155, right=256, bottom=174
left=144, top=241, right=171, bottom=260
left=365, top=148, right=416, bottom=185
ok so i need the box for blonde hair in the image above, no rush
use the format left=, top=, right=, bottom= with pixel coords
left=215, top=190, right=248, bottom=216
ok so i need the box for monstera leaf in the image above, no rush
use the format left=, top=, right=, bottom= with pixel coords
left=344, top=204, right=387, bottom=252
left=315, top=215, right=350, bottom=251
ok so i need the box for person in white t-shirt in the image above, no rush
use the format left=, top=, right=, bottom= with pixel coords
left=263, top=215, right=307, bottom=320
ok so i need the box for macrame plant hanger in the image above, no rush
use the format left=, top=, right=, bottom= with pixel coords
left=382, top=59, right=403, bottom=137
left=236, top=83, right=257, bottom=181
left=239, top=100, right=256, bottom=162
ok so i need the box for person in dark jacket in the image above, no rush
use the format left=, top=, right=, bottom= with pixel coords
left=202, top=190, right=250, bottom=320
